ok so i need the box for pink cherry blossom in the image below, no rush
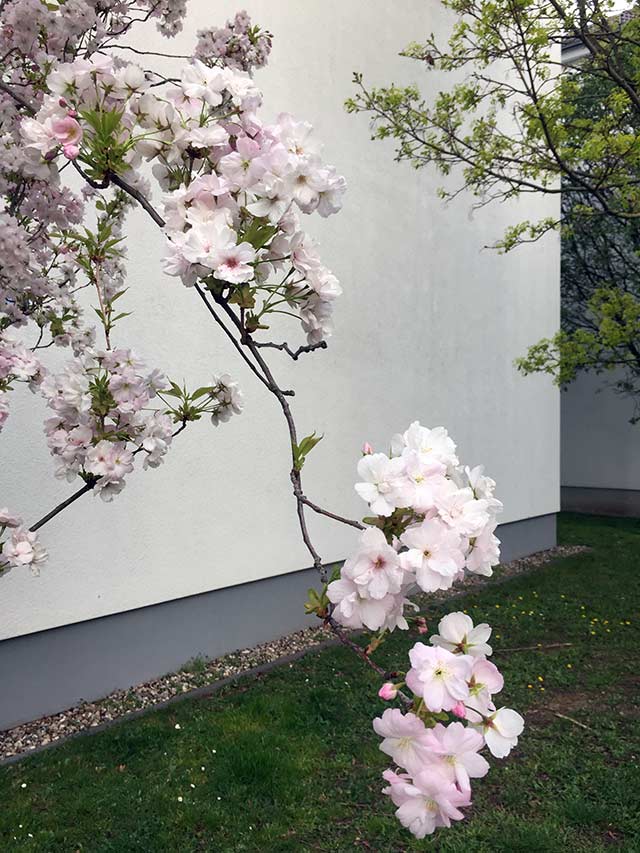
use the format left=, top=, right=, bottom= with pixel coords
left=327, top=576, right=405, bottom=631
left=391, top=421, right=459, bottom=467
left=383, top=767, right=470, bottom=838
left=3, top=528, right=47, bottom=575
left=466, top=658, right=504, bottom=714
left=430, top=611, right=493, bottom=657
left=214, top=241, right=256, bottom=284
left=422, top=722, right=489, bottom=790
left=51, top=115, right=83, bottom=147
left=470, top=707, right=525, bottom=758
left=399, top=518, right=465, bottom=593
left=405, top=643, right=472, bottom=712
left=0, top=508, right=22, bottom=528
left=341, top=526, right=404, bottom=599
left=373, top=709, right=431, bottom=772
left=355, top=452, right=412, bottom=517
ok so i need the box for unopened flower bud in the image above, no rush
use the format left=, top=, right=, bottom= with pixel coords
left=378, top=682, right=398, bottom=701
left=451, top=701, right=467, bottom=719
left=362, top=441, right=373, bottom=455
left=416, top=616, right=428, bottom=634
left=62, top=143, right=80, bottom=160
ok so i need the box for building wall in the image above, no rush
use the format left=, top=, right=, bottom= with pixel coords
left=561, top=373, right=640, bottom=514
left=0, top=1, right=560, bottom=722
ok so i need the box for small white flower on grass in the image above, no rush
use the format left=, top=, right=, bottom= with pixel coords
left=177, top=796, right=183, bottom=802
left=174, top=723, right=181, bottom=730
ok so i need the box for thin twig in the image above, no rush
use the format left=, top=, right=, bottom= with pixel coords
left=0, top=79, right=35, bottom=114
left=497, top=642, right=573, bottom=654
left=552, top=711, right=593, bottom=731
left=252, top=339, right=328, bottom=360
left=326, top=616, right=413, bottom=707
left=300, top=496, right=365, bottom=530
left=193, top=285, right=275, bottom=395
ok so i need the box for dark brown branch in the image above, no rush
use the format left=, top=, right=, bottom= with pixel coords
left=193, top=284, right=276, bottom=395
left=0, top=79, right=35, bottom=114
left=300, top=496, right=365, bottom=530
left=326, top=616, right=412, bottom=707
left=29, top=479, right=97, bottom=532
left=252, top=339, right=328, bottom=360
left=42, top=150, right=398, bottom=685
left=106, top=170, right=166, bottom=227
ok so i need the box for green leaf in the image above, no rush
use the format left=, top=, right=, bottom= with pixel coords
left=293, top=432, right=323, bottom=471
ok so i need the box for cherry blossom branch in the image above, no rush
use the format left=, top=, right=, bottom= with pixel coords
left=0, top=79, right=35, bottom=113
left=250, top=339, right=328, bottom=360
left=106, top=171, right=166, bottom=228
left=325, top=616, right=412, bottom=706
left=28, top=152, right=387, bottom=674
left=193, top=284, right=278, bottom=396
left=300, top=496, right=365, bottom=530
left=28, top=423, right=188, bottom=533
left=29, top=479, right=97, bottom=533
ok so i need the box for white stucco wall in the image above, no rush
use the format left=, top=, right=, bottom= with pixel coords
left=0, top=0, right=560, bottom=641
left=562, top=373, right=640, bottom=489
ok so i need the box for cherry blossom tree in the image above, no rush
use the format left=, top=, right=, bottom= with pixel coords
left=0, top=1, right=522, bottom=837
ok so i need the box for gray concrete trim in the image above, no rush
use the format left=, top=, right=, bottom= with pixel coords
left=562, top=486, right=640, bottom=518
left=0, top=513, right=556, bottom=731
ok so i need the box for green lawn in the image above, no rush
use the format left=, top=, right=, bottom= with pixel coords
left=1, top=514, right=639, bottom=852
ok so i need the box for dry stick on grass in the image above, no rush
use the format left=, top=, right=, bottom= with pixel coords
left=552, top=711, right=594, bottom=732
left=497, top=642, right=573, bottom=654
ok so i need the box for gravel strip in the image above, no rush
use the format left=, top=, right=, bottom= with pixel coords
left=0, top=543, right=588, bottom=762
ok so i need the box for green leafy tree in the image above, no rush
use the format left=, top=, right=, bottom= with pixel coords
left=347, top=0, right=640, bottom=418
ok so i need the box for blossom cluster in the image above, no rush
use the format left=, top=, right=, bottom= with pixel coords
left=20, top=47, right=346, bottom=346
left=40, top=348, right=174, bottom=501
left=327, top=422, right=502, bottom=631
left=0, top=335, right=45, bottom=432
left=194, top=10, right=273, bottom=72
left=0, top=0, right=193, bottom=407
left=320, top=424, right=522, bottom=836
left=0, top=508, right=47, bottom=578
left=375, top=612, right=524, bottom=837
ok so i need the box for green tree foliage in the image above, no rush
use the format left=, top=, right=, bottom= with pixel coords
left=347, top=0, right=640, bottom=417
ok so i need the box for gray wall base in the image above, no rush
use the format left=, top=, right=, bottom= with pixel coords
left=562, top=486, right=640, bottom=518
left=0, top=513, right=556, bottom=731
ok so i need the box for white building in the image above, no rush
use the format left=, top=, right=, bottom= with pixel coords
left=0, top=0, right=560, bottom=729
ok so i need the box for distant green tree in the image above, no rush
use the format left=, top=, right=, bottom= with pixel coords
left=347, top=0, right=640, bottom=419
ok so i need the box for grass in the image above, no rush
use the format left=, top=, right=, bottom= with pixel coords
left=0, top=513, right=639, bottom=852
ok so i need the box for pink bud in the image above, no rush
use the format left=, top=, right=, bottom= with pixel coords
left=378, top=682, right=398, bottom=701
left=451, top=701, right=467, bottom=719
left=62, top=143, right=80, bottom=160
left=362, top=442, right=373, bottom=455
left=67, top=108, right=78, bottom=118
left=416, top=616, right=428, bottom=634
left=58, top=97, right=68, bottom=108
